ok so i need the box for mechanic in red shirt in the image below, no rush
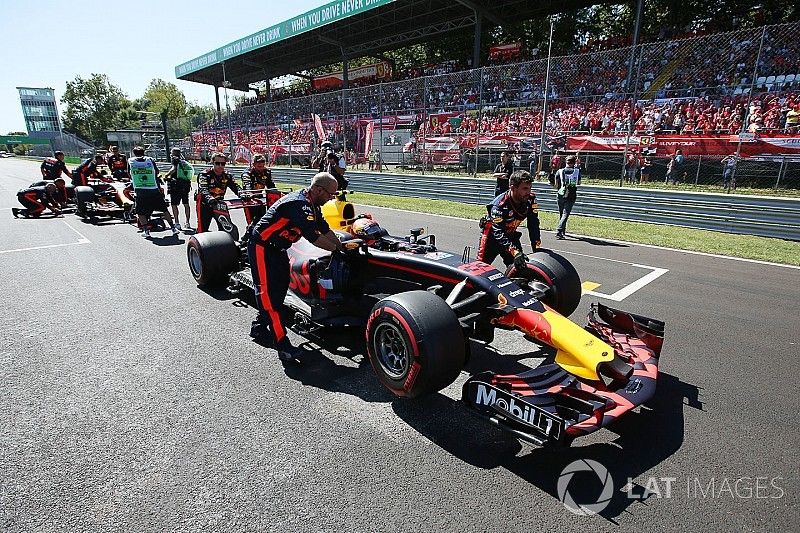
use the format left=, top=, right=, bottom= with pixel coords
left=13, top=183, right=62, bottom=218
left=106, top=146, right=129, bottom=181
left=241, top=154, right=275, bottom=225
left=195, top=152, right=241, bottom=235
left=40, top=151, right=73, bottom=182
left=73, top=155, right=107, bottom=186
left=248, top=172, right=345, bottom=362
left=477, top=170, right=541, bottom=271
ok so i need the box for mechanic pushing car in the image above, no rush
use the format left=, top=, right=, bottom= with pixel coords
left=241, top=154, right=275, bottom=225
left=40, top=151, right=73, bottom=182
left=73, top=154, right=107, bottom=186
left=129, top=146, right=179, bottom=238
left=195, top=152, right=241, bottom=234
left=477, top=170, right=541, bottom=269
left=12, top=182, right=62, bottom=218
left=162, top=148, right=194, bottom=231
left=248, top=172, right=346, bottom=363
left=106, top=146, right=130, bottom=181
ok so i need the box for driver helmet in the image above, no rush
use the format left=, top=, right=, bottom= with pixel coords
left=350, top=217, right=383, bottom=244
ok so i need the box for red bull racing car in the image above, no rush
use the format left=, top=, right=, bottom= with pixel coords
left=186, top=191, right=664, bottom=447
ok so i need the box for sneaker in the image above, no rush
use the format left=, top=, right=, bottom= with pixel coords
left=174, top=223, right=182, bottom=231
left=11, top=208, right=20, bottom=218
left=556, top=233, right=565, bottom=240
left=184, top=221, right=192, bottom=229
left=172, top=226, right=180, bottom=235
left=277, top=345, right=304, bottom=363
left=143, top=229, right=151, bottom=238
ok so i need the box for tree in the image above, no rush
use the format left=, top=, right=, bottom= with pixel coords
left=140, top=79, right=188, bottom=120
left=61, top=74, right=131, bottom=145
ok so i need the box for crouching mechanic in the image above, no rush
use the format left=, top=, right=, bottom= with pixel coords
left=477, top=170, right=541, bottom=271
left=13, top=183, right=62, bottom=218
left=162, top=148, right=194, bottom=230
left=248, top=172, right=346, bottom=362
left=129, top=146, right=179, bottom=238
left=196, top=152, right=241, bottom=235
left=73, top=154, right=107, bottom=186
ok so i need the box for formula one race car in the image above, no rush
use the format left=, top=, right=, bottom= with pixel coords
left=186, top=192, right=664, bottom=446
left=73, top=178, right=171, bottom=229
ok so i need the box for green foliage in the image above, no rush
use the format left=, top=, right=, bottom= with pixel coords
left=61, top=74, right=132, bottom=146
left=140, top=79, right=188, bottom=120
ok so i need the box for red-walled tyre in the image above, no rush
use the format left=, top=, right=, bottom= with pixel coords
left=366, top=290, right=465, bottom=399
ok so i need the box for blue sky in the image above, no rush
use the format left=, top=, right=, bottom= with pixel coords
left=0, top=0, right=324, bottom=133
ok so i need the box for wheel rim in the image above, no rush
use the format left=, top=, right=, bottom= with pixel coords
left=374, top=322, right=410, bottom=379
left=189, top=246, right=203, bottom=278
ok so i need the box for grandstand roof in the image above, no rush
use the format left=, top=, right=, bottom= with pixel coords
left=175, top=0, right=603, bottom=91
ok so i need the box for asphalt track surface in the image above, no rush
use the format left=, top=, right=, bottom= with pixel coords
left=1, top=158, right=798, bottom=531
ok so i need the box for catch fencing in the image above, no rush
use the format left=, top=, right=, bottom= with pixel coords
left=176, top=21, right=800, bottom=191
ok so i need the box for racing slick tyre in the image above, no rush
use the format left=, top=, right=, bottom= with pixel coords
left=187, top=231, right=240, bottom=287
left=366, top=290, right=465, bottom=399
left=506, top=249, right=582, bottom=317
left=74, top=186, right=95, bottom=219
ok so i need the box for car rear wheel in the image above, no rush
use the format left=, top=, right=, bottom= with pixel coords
left=366, top=290, right=465, bottom=399
left=506, top=249, right=582, bottom=316
left=187, top=231, right=240, bottom=286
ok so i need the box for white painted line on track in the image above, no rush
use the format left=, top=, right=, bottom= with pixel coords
left=556, top=249, right=670, bottom=301
left=361, top=203, right=800, bottom=270
left=61, top=220, right=91, bottom=244
left=0, top=220, right=90, bottom=254
left=585, top=267, right=669, bottom=302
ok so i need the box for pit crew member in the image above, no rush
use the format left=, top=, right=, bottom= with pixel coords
left=477, top=170, right=541, bottom=269
left=40, top=151, right=73, bottom=182
left=106, top=145, right=130, bottom=181
left=195, top=152, right=241, bottom=233
left=12, top=183, right=62, bottom=218
left=241, top=154, right=275, bottom=225
left=73, top=154, right=107, bottom=186
left=129, top=146, right=178, bottom=238
left=248, top=172, right=345, bottom=363
left=162, top=148, right=194, bottom=230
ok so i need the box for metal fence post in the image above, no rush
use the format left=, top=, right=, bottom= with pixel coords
left=776, top=155, right=786, bottom=189
left=379, top=82, right=384, bottom=172
left=733, top=26, right=767, bottom=187
left=695, top=155, right=702, bottom=185
left=422, top=76, right=427, bottom=176
left=475, top=67, right=483, bottom=179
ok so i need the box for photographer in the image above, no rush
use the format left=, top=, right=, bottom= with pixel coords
left=312, top=141, right=348, bottom=190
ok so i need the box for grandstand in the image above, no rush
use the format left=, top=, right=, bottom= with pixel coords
left=174, top=2, right=800, bottom=186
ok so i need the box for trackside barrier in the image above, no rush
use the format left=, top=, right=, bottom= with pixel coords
left=160, top=164, right=800, bottom=241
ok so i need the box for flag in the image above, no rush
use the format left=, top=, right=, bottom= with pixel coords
left=364, top=121, right=374, bottom=157
left=313, top=114, right=325, bottom=140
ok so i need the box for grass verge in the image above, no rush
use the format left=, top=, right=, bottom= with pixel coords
left=328, top=189, right=800, bottom=266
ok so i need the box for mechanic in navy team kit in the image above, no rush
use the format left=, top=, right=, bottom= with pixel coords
left=129, top=146, right=179, bottom=238
left=106, top=146, right=130, bottom=181
left=40, top=151, right=73, bottom=182
left=12, top=182, right=62, bottom=218
left=195, top=152, right=241, bottom=234
left=73, top=154, right=107, bottom=186
left=248, top=172, right=346, bottom=362
left=241, top=154, right=275, bottom=225
left=477, top=170, right=541, bottom=270
left=162, top=148, right=194, bottom=230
